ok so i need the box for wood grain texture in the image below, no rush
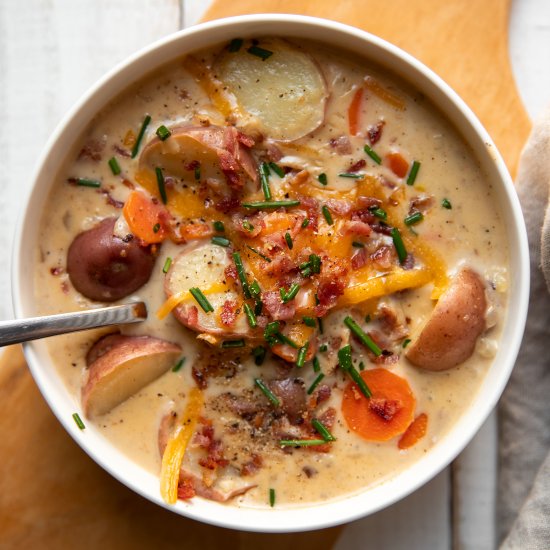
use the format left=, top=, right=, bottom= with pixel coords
left=202, top=0, right=531, bottom=177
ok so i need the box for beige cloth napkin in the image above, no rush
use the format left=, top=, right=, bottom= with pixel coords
left=498, top=107, right=550, bottom=548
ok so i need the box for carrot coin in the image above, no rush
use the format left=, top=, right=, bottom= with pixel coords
left=398, top=413, right=428, bottom=450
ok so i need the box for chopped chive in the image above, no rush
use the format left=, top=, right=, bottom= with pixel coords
left=229, top=38, right=243, bottom=52
left=301, top=267, right=312, bottom=278
left=243, top=303, right=257, bottom=328
left=222, top=339, right=245, bottom=348
left=232, top=252, right=251, bottom=298
left=312, top=356, right=321, bottom=373
left=338, top=344, right=373, bottom=398
left=310, top=254, right=321, bottom=274
left=352, top=241, right=365, bottom=248
left=280, top=283, right=300, bottom=303
left=276, top=333, right=299, bottom=349
left=162, top=257, right=172, bottom=274
left=242, top=200, right=300, bottom=209
left=247, top=45, right=273, bottom=60
left=108, top=157, right=121, bottom=175
left=312, top=418, right=336, bottom=442
left=441, top=198, right=452, bottom=209
left=319, top=344, right=328, bottom=352
left=260, top=162, right=272, bottom=200
left=189, top=287, right=214, bottom=313
left=255, top=378, right=280, bottom=407
left=318, top=173, right=328, bottom=185
left=344, top=316, right=382, bottom=356
left=318, top=317, right=324, bottom=334
left=72, top=412, right=85, bottom=430
left=172, top=357, right=186, bottom=372
left=390, top=227, right=408, bottom=264
left=131, top=114, right=151, bottom=158
left=407, top=160, right=421, bottom=185
left=307, top=372, right=325, bottom=394
left=301, top=218, right=310, bottom=228
left=264, top=321, right=280, bottom=340
left=338, top=172, right=363, bottom=179
left=359, top=361, right=365, bottom=371
left=242, top=220, right=254, bottom=233
left=250, top=280, right=261, bottom=298
left=322, top=205, right=333, bottom=225
left=296, top=342, right=309, bottom=368
left=253, top=345, right=266, bottom=366
left=404, top=212, right=424, bottom=226
left=245, top=244, right=271, bottom=263
left=156, top=125, right=171, bottom=141
left=402, top=338, right=411, bottom=348
left=364, top=144, right=382, bottom=164
left=194, top=165, right=201, bottom=181
left=303, top=316, right=316, bottom=327
left=212, top=236, right=231, bottom=247
left=153, top=223, right=161, bottom=233
left=213, top=220, right=225, bottom=232
left=279, top=439, right=326, bottom=447
left=75, top=178, right=101, bottom=188
left=284, top=232, right=293, bottom=250
left=269, top=488, right=276, bottom=507
left=269, top=162, right=285, bottom=178
left=155, top=167, right=167, bottom=204
left=370, top=207, right=387, bottom=220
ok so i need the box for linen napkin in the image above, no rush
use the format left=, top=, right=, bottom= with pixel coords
left=498, top=106, right=550, bottom=548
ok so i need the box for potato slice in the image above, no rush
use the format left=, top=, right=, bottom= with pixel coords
left=215, top=39, right=328, bottom=141
left=405, top=268, right=487, bottom=371
left=82, top=334, right=182, bottom=417
left=164, top=242, right=251, bottom=338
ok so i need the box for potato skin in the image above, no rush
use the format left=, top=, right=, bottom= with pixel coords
left=405, top=268, right=487, bottom=371
left=67, top=217, right=156, bottom=302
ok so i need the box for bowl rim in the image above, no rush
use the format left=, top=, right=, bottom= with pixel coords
left=12, top=13, right=530, bottom=533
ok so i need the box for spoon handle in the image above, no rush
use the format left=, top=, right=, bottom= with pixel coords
left=0, top=302, right=147, bottom=347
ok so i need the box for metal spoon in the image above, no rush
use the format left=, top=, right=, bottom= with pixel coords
left=0, top=302, right=147, bottom=347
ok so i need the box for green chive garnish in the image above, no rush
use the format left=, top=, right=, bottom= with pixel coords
left=404, top=212, right=424, bottom=226
left=212, top=236, right=231, bottom=247
left=155, top=167, right=167, bottom=204
left=194, top=165, right=201, bottom=181
left=242, top=200, right=300, bottom=209
left=338, top=344, right=372, bottom=399
left=296, top=342, right=309, bottom=368
left=279, top=439, right=326, bottom=447
left=307, top=372, right=324, bottom=394
left=280, top=283, right=300, bottom=303
left=253, top=345, right=266, bottom=366
left=303, top=316, right=316, bottom=327
left=131, top=114, right=151, bottom=158
left=269, top=488, right=276, bottom=507
left=243, top=303, right=257, bottom=328
left=407, top=160, right=421, bottom=185
left=229, top=38, right=243, bottom=52
left=264, top=321, right=280, bottom=340
left=442, top=198, right=452, bottom=209
left=310, top=254, right=321, bottom=274
left=156, top=125, right=171, bottom=141
left=172, top=357, right=186, bottom=372
left=242, top=220, right=254, bottom=233
left=390, top=227, right=408, bottom=264
left=370, top=207, right=387, bottom=220
left=245, top=245, right=271, bottom=263
left=402, top=338, right=411, bottom=348
left=352, top=241, right=365, bottom=248
left=213, top=221, right=225, bottom=232
left=322, top=205, right=333, bottom=225
left=312, top=418, right=336, bottom=442
left=284, top=232, right=293, bottom=250
left=301, top=218, right=310, bottom=228
left=319, top=344, right=328, bottom=352
left=344, top=316, right=382, bottom=356
left=318, top=317, right=324, bottom=334
left=312, top=356, right=321, bottom=373
left=108, top=157, right=121, bottom=175
left=76, top=178, right=101, bottom=188
left=162, top=257, right=172, bottom=274
left=318, top=173, right=328, bottom=185
left=255, top=378, right=280, bottom=407
left=269, top=162, right=285, bottom=178
left=222, top=339, right=245, bottom=348
left=247, top=45, right=273, bottom=60
left=260, top=162, right=272, bottom=200
left=153, top=223, right=160, bottom=233
left=338, top=172, right=363, bottom=179
left=189, top=287, right=214, bottom=313
left=364, top=144, right=382, bottom=164
left=233, top=252, right=251, bottom=298
left=72, top=413, right=85, bottom=430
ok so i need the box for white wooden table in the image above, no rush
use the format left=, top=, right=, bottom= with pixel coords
left=1, top=1, right=548, bottom=547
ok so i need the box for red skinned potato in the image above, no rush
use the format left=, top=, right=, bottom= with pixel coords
left=67, top=217, right=156, bottom=302
left=139, top=125, right=257, bottom=190
left=82, top=334, right=182, bottom=417
left=405, top=268, right=487, bottom=371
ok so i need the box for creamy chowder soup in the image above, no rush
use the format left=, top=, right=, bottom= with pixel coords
left=34, top=37, right=507, bottom=509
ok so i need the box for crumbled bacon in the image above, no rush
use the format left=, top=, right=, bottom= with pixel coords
left=78, top=137, right=105, bottom=162
left=348, top=159, right=367, bottom=172
left=264, top=255, right=295, bottom=278
left=99, top=188, right=124, bottom=209
left=367, top=121, right=385, bottom=144
left=402, top=253, right=415, bottom=270
left=409, top=195, right=434, bottom=215
left=224, top=264, right=238, bottom=282
left=233, top=213, right=264, bottom=237
left=236, top=131, right=255, bottom=148
left=370, top=222, right=393, bottom=236
left=177, top=477, right=196, bottom=500
left=296, top=195, right=319, bottom=231
left=262, top=291, right=296, bottom=321
left=50, top=266, right=64, bottom=276
left=113, top=144, right=131, bottom=158
left=314, top=261, right=348, bottom=317
left=192, top=344, right=240, bottom=389
left=341, top=220, right=372, bottom=237
left=369, top=397, right=402, bottom=421
left=377, top=304, right=409, bottom=343
left=329, top=135, right=352, bottom=155
left=308, top=384, right=331, bottom=409
left=326, top=198, right=353, bottom=216
left=370, top=245, right=394, bottom=270
left=214, top=193, right=241, bottom=214
left=220, top=300, right=238, bottom=326
left=241, top=454, right=263, bottom=476
left=351, top=248, right=368, bottom=270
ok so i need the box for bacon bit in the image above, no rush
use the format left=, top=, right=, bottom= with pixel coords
left=329, top=135, right=352, bottom=155
left=177, top=477, right=196, bottom=500
left=236, top=131, right=255, bottom=148
left=373, top=352, right=399, bottom=366
left=398, top=413, right=428, bottom=449
left=78, top=137, right=105, bottom=162
left=371, top=223, right=393, bottom=236
left=377, top=304, right=409, bottom=343
left=367, top=120, right=385, bottom=145
left=175, top=223, right=213, bottom=242
left=113, top=144, right=131, bottom=158
left=121, top=178, right=135, bottom=189
left=308, top=384, right=331, bottom=409
left=341, top=220, right=372, bottom=237
left=50, top=266, right=64, bottom=276
left=348, top=87, right=364, bottom=136
left=409, top=195, right=434, bottom=215
left=325, top=198, right=353, bottom=216
left=187, top=305, right=199, bottom=327
left=61, top=281, right=70, bottom=294
left=263, top=291, right=296, bottom=321
left=224, top=264, right=238, bottom=283
left=348, top=159, right=367, bottom=172
left=370, top=245, right=395, bottom=270
left=357, top=196, right=382, bottom=209
left=368, top=397, right=403, bottom=421
left=241, top=454, right=263, bottom=476
left=351, top=248, right=368, bottom=270
left=99, top=188, right=124, bottom=209
left=185, top=160, right=200, bottom=171
left=214, top=193, right=241, bottom=214
left=265, top=255, right=295, bottom=278
left=304, top=407, right=336, bottom=453
left=315, top=261, right=348, bottom=317
left=402, top=253, right=415, bottom=271
left=296, top=195, right=319, bottom=231
left=220, top=300, right=238, bottom=326
left=386, top=152, right=409, bottom=178
left=199, top=438, right=229, bottom=470
left=233, top=214, right=264, bottom=237
left=303, top=466, right=317, bottom=478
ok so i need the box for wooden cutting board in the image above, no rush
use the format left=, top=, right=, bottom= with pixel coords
left=0, top=1, right=529, bottom=548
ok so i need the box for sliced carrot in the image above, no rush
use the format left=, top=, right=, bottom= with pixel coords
left=386, top=152, right=409, bottom=178
left=341, top=368, right=415, bottom=442
left=123, top=129, right=136, bottom=148
left=348, top=86, right=364, bottom=136
left=398, top=413, right=428, bottom=450
left=364, top=76, right=406, bottom=110
left=122, top=190, right=171, bottom=244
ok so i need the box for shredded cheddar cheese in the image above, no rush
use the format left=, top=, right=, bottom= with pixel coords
left=157, top=282, right=230, bottom=320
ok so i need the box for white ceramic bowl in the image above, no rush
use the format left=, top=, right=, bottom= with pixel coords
left=12, top=14, right=529, bottom=532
